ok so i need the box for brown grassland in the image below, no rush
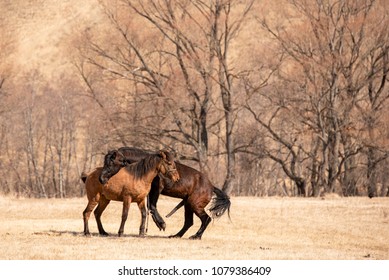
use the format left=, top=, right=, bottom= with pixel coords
left=0, top=195, right=388, bottom=260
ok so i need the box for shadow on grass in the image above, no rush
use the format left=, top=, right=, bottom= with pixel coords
left=33, top=230, right=172, bottom=240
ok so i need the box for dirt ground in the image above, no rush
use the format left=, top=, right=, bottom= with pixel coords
left=0, top=196, right=388, bottom=260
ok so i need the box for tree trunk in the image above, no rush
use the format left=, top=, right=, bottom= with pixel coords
left=367, top=147, right=378, bottom=198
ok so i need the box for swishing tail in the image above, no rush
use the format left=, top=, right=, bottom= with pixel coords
left=80, top=172, right=88, bottom=183
left=209, top=187, right=231, bottom=219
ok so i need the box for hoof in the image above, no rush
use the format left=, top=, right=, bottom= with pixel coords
left=155, top=221, right=166, bottom=231
left=189, top=235, right=201, bottom=240
left=168, top=234, right=182, bottom=239
left=99, top=232, right=109, bottom=237
left=151, top=214, right=166, bottom=231
left=139, top=230, right=146, bottom=237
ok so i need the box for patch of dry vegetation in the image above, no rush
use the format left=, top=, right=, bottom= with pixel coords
left=0, top=196, right=388, bottom=260
left=0, top=0, right=103, bottom=78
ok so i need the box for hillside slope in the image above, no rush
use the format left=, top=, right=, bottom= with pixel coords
left=1, top=0, right=103, bottom=79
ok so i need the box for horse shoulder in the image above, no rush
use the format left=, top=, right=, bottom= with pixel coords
left=119, top=168, right=149, bottom=197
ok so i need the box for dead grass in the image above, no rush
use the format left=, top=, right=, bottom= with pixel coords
left=0, top=196, right=388, bottom=260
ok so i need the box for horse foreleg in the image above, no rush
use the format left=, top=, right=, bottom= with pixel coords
left=138, top=200, right=147, bottom=237
left=94, top=196, right=110, bottom=236
left=169, top=203, right=193, bottom=238
left=83, top=200, right=98, bottom=236
left=189, top=211, right=211, bottom=240
left=148, top=179, right=166, bottom=231
left=118, top=197, right=131, bottom=237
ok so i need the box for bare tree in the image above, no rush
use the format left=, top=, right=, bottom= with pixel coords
left=78, top=0, right=253, bottom=194
left=250, top=0, right=389, bottom=196
left=211, top=0, right=253, bottom=193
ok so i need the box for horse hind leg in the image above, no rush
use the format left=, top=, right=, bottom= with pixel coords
left=169, top=204, right=194, bottom=238
left=189, top=210, right=211, bottom=240
left=83, top=200, right=98, bottom=236
left=94, top=196, right=110, bottom=236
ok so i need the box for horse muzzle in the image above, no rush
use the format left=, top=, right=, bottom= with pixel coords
left=168, top=169, right=180, bottom=183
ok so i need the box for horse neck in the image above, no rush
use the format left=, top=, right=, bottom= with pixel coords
left=134, top=155, right=161, bottom=182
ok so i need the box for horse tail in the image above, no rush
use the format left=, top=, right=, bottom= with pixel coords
left=80, top=172, right=88, bottom=183
left=209, top=187, right=231, bottom=220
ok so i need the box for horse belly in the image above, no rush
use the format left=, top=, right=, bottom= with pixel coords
left=101, top=189, right=122, bottom=201
left=161, top=182, right=188, bottom=199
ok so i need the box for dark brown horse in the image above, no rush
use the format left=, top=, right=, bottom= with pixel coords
left=82, top=150, right=180, bottom=237
left=100, top=147, right=231, bottom=240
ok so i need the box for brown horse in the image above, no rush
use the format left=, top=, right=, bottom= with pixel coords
left=82, top=150, right=180, bottom=237
left=100, top=147, right=231, bottom=240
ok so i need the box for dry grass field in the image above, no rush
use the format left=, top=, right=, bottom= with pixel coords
left=0, top=195, right=388, bottom=260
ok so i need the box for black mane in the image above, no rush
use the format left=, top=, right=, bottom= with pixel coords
left=128, top=153, right=162, bottom=179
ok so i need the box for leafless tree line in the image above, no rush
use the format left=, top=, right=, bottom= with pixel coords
left=0, top=0, right=388, bottom=197
left=252, top=0, right=389, bottom=197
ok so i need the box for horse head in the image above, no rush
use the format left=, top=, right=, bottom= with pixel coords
left=99, top=149, right=127, bottom=184
left=158, top=150, right=180, bottom=183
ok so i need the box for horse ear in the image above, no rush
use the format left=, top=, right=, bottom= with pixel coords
left=159, top=150, right=167, bottom=159
left=110, top=150, right=117, bottom=161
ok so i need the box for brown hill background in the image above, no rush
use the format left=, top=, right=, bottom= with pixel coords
left=1, top=0, right=103, bottom=78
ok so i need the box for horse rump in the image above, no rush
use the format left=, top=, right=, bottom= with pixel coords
left=208, top=187, right=231, bottom=219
